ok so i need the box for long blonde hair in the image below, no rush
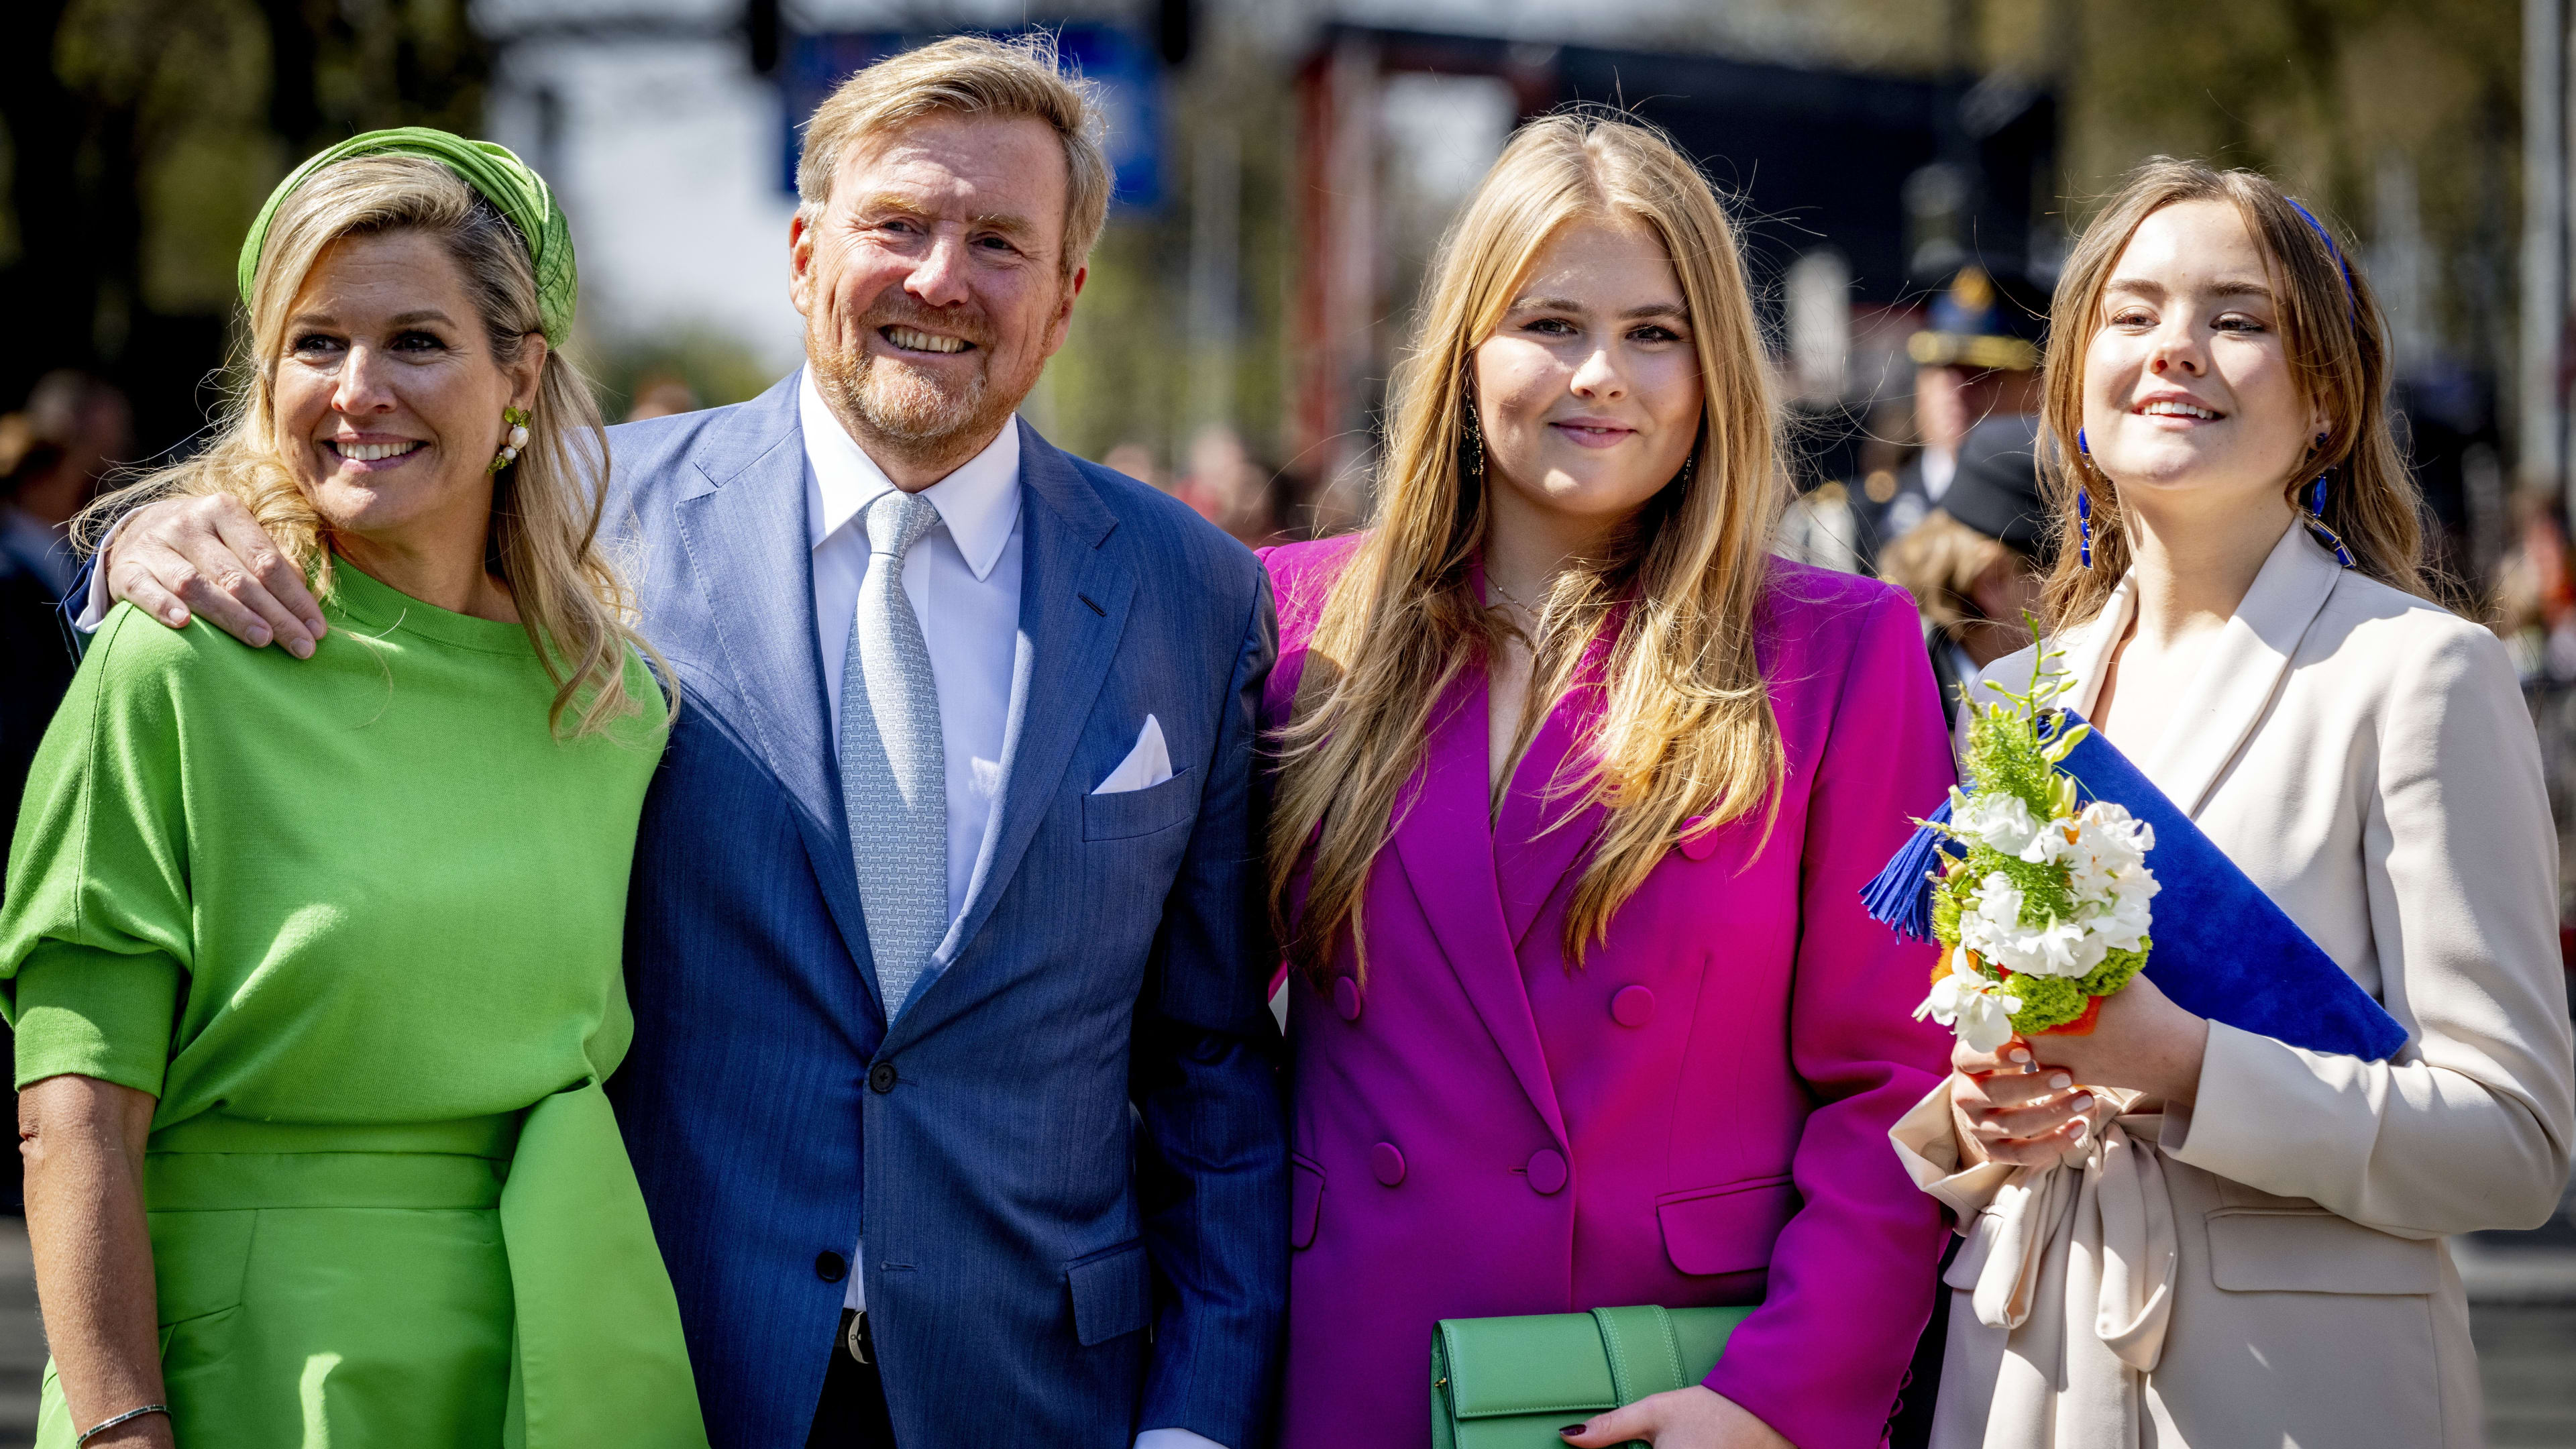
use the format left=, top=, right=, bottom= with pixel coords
left=82, top=153, right=667, bottom=737
left=1268, top=113, right=1786, bottom=980
left=2038, top=158, right=2429, bottom=624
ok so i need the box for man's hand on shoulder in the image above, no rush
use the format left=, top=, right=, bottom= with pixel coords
left=102, top=494, right=326, bottom=657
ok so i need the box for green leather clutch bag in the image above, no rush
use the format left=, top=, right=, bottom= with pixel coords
left=1430, top=1303, right=1755, bottom=1448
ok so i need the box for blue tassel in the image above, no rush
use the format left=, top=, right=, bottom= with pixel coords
left=1861, top=798, right=1964, bottom=943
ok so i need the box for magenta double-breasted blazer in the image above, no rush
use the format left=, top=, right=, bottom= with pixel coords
left=1259, top=537, right=1956, bottom=1449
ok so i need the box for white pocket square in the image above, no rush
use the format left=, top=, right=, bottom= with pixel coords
left=1091, top=715, right=1173, bottom=795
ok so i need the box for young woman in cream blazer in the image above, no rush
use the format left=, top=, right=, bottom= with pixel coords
left=1894, top=159, right=2574, bottom=1448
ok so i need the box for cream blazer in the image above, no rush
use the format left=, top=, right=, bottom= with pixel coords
left=1894, top=525, right=2575, bottom=1448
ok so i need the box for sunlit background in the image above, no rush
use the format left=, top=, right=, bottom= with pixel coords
left=1, top=0, right=2571, bottom=1442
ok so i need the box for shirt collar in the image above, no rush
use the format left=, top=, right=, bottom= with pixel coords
left=799, top=368, right=1022, bottom=581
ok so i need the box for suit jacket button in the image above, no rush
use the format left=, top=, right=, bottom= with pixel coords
left=1611, top=984, right=1656, bottom=1028
left=1678, top=816, right=1719, bottom=862
left=1525, top=1148, right=1568, bottom=1195
left=815, top=1250, right=848, bottom=1283
left=1333, top=976, right=1363, bottom=1022
left=868, top=1062, right=898, bottom=1094
left=1371, top=1140, right=1406, bottom=1186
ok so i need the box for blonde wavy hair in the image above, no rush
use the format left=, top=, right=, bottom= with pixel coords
left=1268, top=113, right=1786, bottom=980
left=1880, top=510, right=2017, bottom=637
left=2039, top=158, right=2430, bottom=624
left=80, top=153, right=667, bottom=738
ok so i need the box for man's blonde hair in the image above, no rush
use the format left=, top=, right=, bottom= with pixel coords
left=795, top=34, right=1112, bottom=278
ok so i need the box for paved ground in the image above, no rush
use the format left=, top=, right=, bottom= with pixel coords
left=0, top=1214, right=2559, bottom=1446
left=0, top=1224, right=34, bottom=1449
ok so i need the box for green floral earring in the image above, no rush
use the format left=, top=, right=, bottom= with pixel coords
left=489, top=406, right=533, bottom=474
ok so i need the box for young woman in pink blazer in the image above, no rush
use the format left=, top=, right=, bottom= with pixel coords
left=1258, top=114, right=1957, bottom=1449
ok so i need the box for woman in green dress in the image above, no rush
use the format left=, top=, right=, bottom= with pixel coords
left=1, top=131, right=707, bottom=1449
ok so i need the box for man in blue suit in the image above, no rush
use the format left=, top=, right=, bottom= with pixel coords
left=82, top=36, right=1284, bottom=1449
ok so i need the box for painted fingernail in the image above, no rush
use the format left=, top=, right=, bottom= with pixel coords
left=2006, top=1047, right=2031, bottom=1063
left=1560, top=1428, right=1590, bottom=1439
left=2047, top=1073, right=2072, bottom=1089
left=2071, top=1093, right=2094, bottom=1112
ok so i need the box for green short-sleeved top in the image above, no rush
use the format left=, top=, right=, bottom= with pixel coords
left=0, top=561, right=667, bottom=1133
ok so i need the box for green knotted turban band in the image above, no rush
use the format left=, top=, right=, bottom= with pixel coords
left=236, top=126, right=576, bottom=346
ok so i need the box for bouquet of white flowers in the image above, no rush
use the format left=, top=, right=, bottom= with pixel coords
left=1913, top=640, right=2160, bottom=1052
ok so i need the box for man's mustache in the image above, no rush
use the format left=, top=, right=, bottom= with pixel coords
left=855, top=296, right=991, bottom=352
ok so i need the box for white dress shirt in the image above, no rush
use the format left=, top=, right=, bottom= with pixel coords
left=802, top=376, right=1222, bottom=1449
left=802, top=368, right=1021, bottom=928
left=1921, top=443, right=1957, bottom=502
left=804, top=370, right=1020, bottom=1321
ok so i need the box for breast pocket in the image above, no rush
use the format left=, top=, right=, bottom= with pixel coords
left=1081, top=767, right=1199, bottom=841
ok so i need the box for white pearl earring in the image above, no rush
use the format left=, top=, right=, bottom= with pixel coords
left=488, top=406, right=533, bottom=474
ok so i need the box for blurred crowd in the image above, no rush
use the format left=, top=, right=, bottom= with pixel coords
left=2, top=372, right=129, bottom=820
left=1773, top=266, right=2576, bottom=712
left=0, top=369, right=131, bottom=1210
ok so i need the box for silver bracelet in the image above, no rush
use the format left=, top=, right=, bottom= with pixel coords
left=76, top=1405, right=170, bottom=1444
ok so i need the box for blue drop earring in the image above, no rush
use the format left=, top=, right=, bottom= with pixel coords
left=2302, top=431, right=2357, bottom=568
left=2074, top=428, right=2095, bottom=570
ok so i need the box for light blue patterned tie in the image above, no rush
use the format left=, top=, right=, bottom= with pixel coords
left=840, top=489, right=947, bottom=1018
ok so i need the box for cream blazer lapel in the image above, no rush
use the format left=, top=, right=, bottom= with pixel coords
left=2131, top=526, right=2341, bottom=816
left=1994, top=526, right=2342, bottom=820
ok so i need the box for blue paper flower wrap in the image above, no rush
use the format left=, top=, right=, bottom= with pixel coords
left=1864, top=708, right=2409, bottom=1062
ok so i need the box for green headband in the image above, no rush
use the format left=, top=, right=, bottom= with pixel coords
left=237, top=126, right=576, bottom=346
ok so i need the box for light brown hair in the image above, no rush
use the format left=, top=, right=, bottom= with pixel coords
left=2037, top=158, right=2428, bottom=624
left=80, top=154, right=667, bottom=738
left=1880, top=509, right=2016, bottom=637
left=795, top=34, right=1112, bottom=278
left=1267, top=112, right=1785, bottom=979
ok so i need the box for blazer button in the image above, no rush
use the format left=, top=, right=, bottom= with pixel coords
left=815, top=1250, right=848, bottom=1283
left=1678, top=816, right=1719, bottom=862
left=1611, top=984, right=1656, bottom=1028
left=1371, top=1140, right=1407, bottom=1186
left=1333, top=976, right=1363, bottom=1022
left=1525, top=1148, right=1568, bottom=1195
left=868, top=1062, right=898, bottom=1094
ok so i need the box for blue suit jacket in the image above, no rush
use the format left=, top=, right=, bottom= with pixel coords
left=600, top=376, right=1287, bottom=1447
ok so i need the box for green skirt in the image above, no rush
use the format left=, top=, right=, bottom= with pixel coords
left=37, top=1085, right=709, bottom=1449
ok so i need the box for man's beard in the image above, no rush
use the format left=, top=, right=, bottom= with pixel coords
left=808, top=297, right=1021, bottom=470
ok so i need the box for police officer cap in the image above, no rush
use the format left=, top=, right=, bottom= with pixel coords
left=1943, top=413, right=2049, bottom=555
left=1907, top=265, right=2041, bottom=372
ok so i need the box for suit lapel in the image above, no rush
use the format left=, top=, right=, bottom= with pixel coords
left=2135, top=525, right=2341, bottom=816
left=890, top=423, right=1132, bottom=1040
left=668, top=376, right=882, bottom=1015
left=1389, top=668, right=1570, bottom=1146
left=2057, top=581, right=2133, bottom=720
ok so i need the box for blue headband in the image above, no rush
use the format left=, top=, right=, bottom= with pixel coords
left=2285, top=197, right=2357, bottom=323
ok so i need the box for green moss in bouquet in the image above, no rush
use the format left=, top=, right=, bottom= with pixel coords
left=1923, top=624, right=2155, bottom=1038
